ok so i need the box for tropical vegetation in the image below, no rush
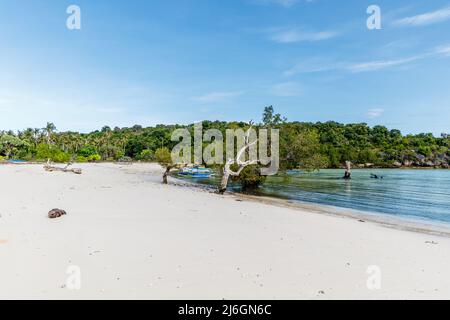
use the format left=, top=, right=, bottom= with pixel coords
left=1, top=108, right=449, bottom=171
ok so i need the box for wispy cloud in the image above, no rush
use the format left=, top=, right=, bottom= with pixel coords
left=270, top=82, right=303, bottom=96
left=393, top=6, right=450, bottom=27
left=251, top=0, right=301, bottom=8
left=284, top=45, right=450, bottom=76
left=283, top=59, right=338, bottom=76
left=366, top=108, right=384, bottom=119
left=346, top=56, right=422, bottom=73
left=191, top=91, right=244, bottom=103
left=285, top=56, right=420, bottom=75
left=268, top=27, right=338, bottom=43
left=435, top=45, right=450, bottom=56
left=273, top=0, right=299, bottom=7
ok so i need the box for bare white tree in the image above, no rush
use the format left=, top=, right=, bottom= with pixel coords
left=218, top=123, right=258, bottom=194
left=343, top=160, right=351, bottom=180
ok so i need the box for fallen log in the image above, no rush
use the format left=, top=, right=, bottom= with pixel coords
left=44, top=159, right=82, bottom=174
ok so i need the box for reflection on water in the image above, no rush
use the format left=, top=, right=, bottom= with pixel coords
left=176, top=169, right=450, bottom=225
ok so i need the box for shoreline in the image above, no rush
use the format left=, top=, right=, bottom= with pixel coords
left=4, top=161, right=450, bottom=237
left=232, top=192, right=450, bottom=239
left=168, top=174, right=450, bottom=239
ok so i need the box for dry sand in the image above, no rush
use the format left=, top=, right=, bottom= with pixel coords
left=1, top=163, right=450, bottom=299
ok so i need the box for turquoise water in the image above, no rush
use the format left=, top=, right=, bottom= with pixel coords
left=176, top=169, right=450, bottom=225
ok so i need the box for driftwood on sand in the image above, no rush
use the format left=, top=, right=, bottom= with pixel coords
left=44, top=159, right=82, bottom=174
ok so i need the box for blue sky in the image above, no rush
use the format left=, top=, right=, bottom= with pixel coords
left=0, top=0, right=449, bottom=135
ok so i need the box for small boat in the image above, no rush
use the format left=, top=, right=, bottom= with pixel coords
left=7, top=159, right=28, bottom=164
left=178, top=166, right=212, bottom=178
left=286, top=169, right=302, bottom=175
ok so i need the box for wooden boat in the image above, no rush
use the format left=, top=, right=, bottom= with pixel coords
left=178, top=166, right=212, bottom=178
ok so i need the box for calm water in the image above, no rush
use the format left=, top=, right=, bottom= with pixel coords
left=176, top=169, right=450, bottom=225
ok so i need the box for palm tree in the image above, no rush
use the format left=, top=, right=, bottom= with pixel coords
left=20, top=128, right=35, bottom=146
left=44, top=122, right=56, bottom=145
left=0, top=135, right=25, bottom=159
left=33, top=128, right=43, bottom=145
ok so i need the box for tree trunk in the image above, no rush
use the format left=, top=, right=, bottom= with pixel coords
left=162, top=167, right=171, bottom=184
left=218, top=171, right=230, bottom=194
left=217, top=124, right=258, bottom=194
left=343, top=161, right=351, bottom=180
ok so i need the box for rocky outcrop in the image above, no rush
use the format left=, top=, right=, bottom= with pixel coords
left=403, top=160, right=413, bottom=167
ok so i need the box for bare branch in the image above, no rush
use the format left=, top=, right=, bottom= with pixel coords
left=219, top=123, right=260, bottom=193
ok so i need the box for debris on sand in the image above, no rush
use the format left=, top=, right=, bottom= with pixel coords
left=44, top=160, right=82, bottom=175
left=48, top=209, right=67, bottom=219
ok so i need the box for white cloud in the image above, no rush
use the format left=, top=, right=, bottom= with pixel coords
left=191, top=91, right=244, bottom=103
left=345, top=46, right=450, bottom=73
left=251, top=0, right=300, bottom=7
left=393, top=6, right=450, bottom=27
left=435, top=45, right=450, bottom=56
left=274, top=0, right=299, bottom=7
left=346, top=56, right=422, bottom=73
left=270, top=82, right=303, bottom=96
left=284, top=53, right=433, bottom=75
left=366, top=108, right=384, bottom=119
left=269, top=27, right=338, bottom=43
left=283, top=60, right=338, bottom=76
left=284, top=56, right=422, bottom=76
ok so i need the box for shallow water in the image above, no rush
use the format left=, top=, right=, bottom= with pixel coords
left=176, top=169, right=450, bottom=225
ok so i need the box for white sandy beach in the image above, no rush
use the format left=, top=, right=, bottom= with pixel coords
left=1, top=163, right=450, bottom=299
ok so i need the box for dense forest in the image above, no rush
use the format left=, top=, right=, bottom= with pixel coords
left=1, top=107, right=449, bottom=169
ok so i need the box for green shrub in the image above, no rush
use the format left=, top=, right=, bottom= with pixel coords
left=21, top=153, right=34, bottom=161
left=139, top=149, right=154, bottom=161
left=88, top=154, right=101, bottom=162
left=35, top=144, right=71, bottom=163
left=15, top=149, right=33, bottom=161
left=53, top=151, right=71, bottom=163
left=114, top=151, right=125, bottom=160
left=155, top=148, right=172, bottom=166
left=78, top=145, right=97, bottom=157
left=76, top=156, right=88, bottom=163
left=35, top=144, right=52, bottom=160
left=231, top=165, right=266, bottom=191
